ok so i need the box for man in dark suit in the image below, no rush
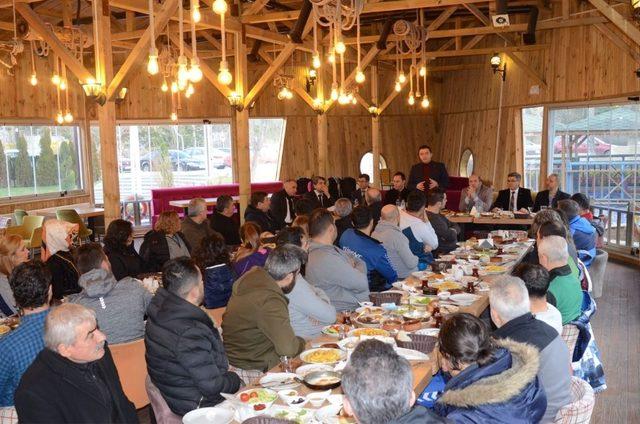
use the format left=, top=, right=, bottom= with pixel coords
left=303, top=175, right=334, bottom=209
left=352, top=174, right=370, bottom=206
left=209, top=195, right=241, bottom=246
left=244, top=191, right=277, bottom=233
left=270, top=179, right=297, bottom=230
left=408, top=145, right=450, bottom=191
left=533, top=174, right=571, bottom=212
left=383, top=172, right=410, bottom=206
left=492, top=172, right=534, bottom=212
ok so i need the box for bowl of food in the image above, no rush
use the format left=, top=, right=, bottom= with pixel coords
left=300, top=348, right=345, bottom=365
left=437, top=291, right=451, bottom=301
left=401, top=319, right=422, bottom=332
left=302, top=371, right=342, bottom=391
left=354, top=311, right=384, bottom=328
left=348, top=327, right=391, bottom=338
left=322, top=324, right=351, bottom=338
left=295, top=364, right=334, bottom=379
left=277, top=389, right=308, bottom=408
left=236, top=388, right=278, bottom=412
left=402, top=309, right=430, bottom=321
left=409, top=295, right=432, bottom=308
left=381, top=318, right=403, bottom=332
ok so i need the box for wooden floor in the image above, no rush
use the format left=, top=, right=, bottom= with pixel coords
left=590, top=260, right=640, bottom=423
left=136, top=260, right=639, bottom=423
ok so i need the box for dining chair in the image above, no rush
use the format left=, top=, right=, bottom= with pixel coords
left=21, top=216, right=44, bottom=250
left=3, top=226, right=26, bottom=239
left=553, top=376, right=595, bottom=423
left=145, top=376, right=182, bottom=424
left=13, top=209, right=27, bottom=226
left=56, top=209, right=93, bottom=241
left=110, top=339, right=149, bottom=409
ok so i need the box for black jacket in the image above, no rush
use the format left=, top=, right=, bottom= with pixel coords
left=352, top=188, right=367, bottom=205
left=15, top=346, right=137, bottom=423
left=104, top=243, right=148, bottom=281
left=46, top=251, right=81, bottom=300
left=532, top=189, right=571, bottom=212
left=244, top=205, right=277, bottom=233
left=139, top=230, right=191, bottom=272
left=491, top=187, right=534, bottom=211
left=408, top=161, right=450, bottom=190
left=302, top=190, right=334, bottom=210
left=368, top=201, right=383, bottom=228
left=426, top=211, right=459, bottom=255
left=334, top=216, right=353, bottom=246
left=209, top=212, right=241, bottom=246
left=269, top=189, right=296, bottom=230
left=383, top=187, right=410, bottom=206
left=145, top=288, right=241, bottom=416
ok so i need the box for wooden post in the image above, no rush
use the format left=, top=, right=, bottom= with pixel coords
left=316, top=46, right=328, bottom=177
left=371, top=64, right=381, bottom=188
left=93, top=0, right=120, bottom=224
left=233, top=31, right=251, bottom=224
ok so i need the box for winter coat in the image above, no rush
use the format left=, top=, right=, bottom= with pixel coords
left=286, top=274, right=336, bottom=339
left=203, top=263, right=236, bottom=309
left=46, top=250, right=81, bottom=299
left=372, top=220, right=419, bottom=279
left=391, top=405, right=449, bottom=424
left=145, top=288, right=241, bottom=416
left=222, top=267, right=306, bottom=371
left=435, top=338, right=547, bottom=423
left=68, top=269, right=152, bottom=344
left=15, top=346, right=137, bottom=423
left=209, top=212, right=241, bottom=246
left=568, top=215, right=597, bottom=267
left=181, top=216, right=215, bottom=252
left=104, top=243, right=148, bottom=281
left=244, top=205, right=277, bottom=234
left=139, top=230, right=191, bottom=272
left=426, top=211, right=459, bottom=255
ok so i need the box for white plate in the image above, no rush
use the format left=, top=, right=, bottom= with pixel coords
left=395, top=347, right=429, bottom=361
left=295, top=364, right=334, bottom=378
left=300, top=348, right=346, bottom=364
left=268, top=406, right=314, bottom=423
left=182, top=405, right=234, bottom=424
left=354, top=305, right=384, bottom=314
left=259, top=372, right=300, bottom=391
left=449, top=293, right=480, bottom=306
left=314, top=403, right=346, bottom=424
left=414, top=328, right=440, bottom=337
left=411, top=270, right=433, bottom=279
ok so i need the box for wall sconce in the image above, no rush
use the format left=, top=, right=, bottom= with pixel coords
left=312, top=97, right=324, bottom=114
left=115, top=87, right=128, bottom=104
left=306, top=68, right=317, bottom=93
left=82, top=79, right=106, bottom=105
left=490, top=53, right=507, bottom=81
left=228, top=91, right=243, bottom=111
left=368, top=105, right=380, bottom=117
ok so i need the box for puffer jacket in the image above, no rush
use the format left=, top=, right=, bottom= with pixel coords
left=203, top=263, right=236, bottom=309
left=568, top=215, right=596, bottom=267
left=145, top=288, right=241, bottom=416
left=435, top=338, right=547, bottom=423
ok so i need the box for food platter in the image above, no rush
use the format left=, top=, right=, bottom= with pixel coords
left=299, top=348, right=346, bottom=365
left=259, top=373, right=300, bottom=391
left=347, top=327, right=390, bottom=338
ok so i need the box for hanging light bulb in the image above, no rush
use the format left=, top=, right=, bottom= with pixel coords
left=398, top=72, right=406, bottom=83
left=161, top=79, right=169, bottom=92
left=408, top=93, right=415, bottom=106
left=330, top=82, right=339, bottom=101
left=312, top=54, right=321, bottom=69
left=355, top=69, right=365, bottom=84
left=171, top=111, right=178, bottom=121
left=178, top=78, right=188, bottom=91
left=29, top=73, right=38, bottom=86
left=335, top=40, right=346, bottom=55
left=338, top=90, right=349, bottom=105
left=192, top=2, right=201, bottom=22
left=212, top=0, right=227, bottom=14
left=419, top=66, right=426, bottom=77
left=177, top=56, right=190, bottom=84
left=59, top=79, right=67, bottom=90
left=313, top=97, right=324, bottom=110
left=286, top=88, right=293, bottom=99
left=277, top=87, right=286, bottom=100
left=55, top=111, right=64, bottom=124
left=351, top=96, right=357, bottom=105
left=189, top=57, right=203, bottom=82
left=64, top=110, right=74, bottom=123
left=328, top=50, right=336, bottom=64
left=147, top=48, right=160, bottom=75
left=309, top=68, right=317, bottom=79
left=217, top=60, right=232, bottom=85
left=394, top=81, right=402, bottom=92
left=51, top=74, right=61, bottom=86
left=171, top=81, right=179, bottom=93
left=416, top=89, right=421, bottom=98
left=421, top=97, right=430, bottom=108
left=185, top=83, right=195, bottom=98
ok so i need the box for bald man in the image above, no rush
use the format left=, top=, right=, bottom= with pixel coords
left=371, top=205, right=419, bottom=278
left=365, top=187, right=383, bottom=228
left=459, top=174, right=494, bottom=213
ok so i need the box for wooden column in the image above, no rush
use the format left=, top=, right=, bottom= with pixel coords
left=93, top=0, right=120, bottom=224
left=371, top=64, right=381, bottom=188
left=233, top=31, right=251, bottom=224
left=316, top=47, right=328, bottom=177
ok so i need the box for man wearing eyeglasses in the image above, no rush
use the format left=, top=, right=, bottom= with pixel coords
left=492, top=172, right=534, bottom=213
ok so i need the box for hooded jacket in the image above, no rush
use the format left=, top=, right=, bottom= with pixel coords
left=222, top=267, right=305, bottom=371
left=372, top=220, right=419, bottom=279
left=435, top=338, right=547, bottom=423
left=244, top=204, right=277, bottom=234
left=568, top=215, right=596, bottom=267
left=203, top=263, right=236, bottom=309
left=145, top=288, right=241, bottom=416
left=68, top=269, right=152, bottom=344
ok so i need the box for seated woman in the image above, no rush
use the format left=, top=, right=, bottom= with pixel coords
left=103, top=219, right=147, bottom=280
left=193, top=233, right=236, bottom=309
left=434, top=313, right=547, bottom=422
left=44, top=220, right=81, bottom=300
left=275, top=227, right=336, bottom=340
left=232, top=222, right=269, bottom=277
left=140, top=211, right=191, bottom=272
left=0, top=234, right=30, bottom=317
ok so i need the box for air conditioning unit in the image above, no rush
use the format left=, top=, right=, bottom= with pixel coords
left=492, top=14, right=510, bottom=27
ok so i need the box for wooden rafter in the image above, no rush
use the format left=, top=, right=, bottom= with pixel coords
left=595, top=23, right=640, bottom=63
left=243, top=0, right=270, bottom=16
left=243, top=43, right=296, bottom=108
left=463, top=3, right=515, bottom=45
left=290, top=80, right=316, bottom=109
left=380, top=44, right=548, bottom=60
left=427, top=6, right=458, bottom=31
left=589, top=0, right=640, bottom=47
left=15, top=2, right=94, bottom=82
left=506, top=51, right=548, bottom=89
left=378, top=57, right=427, bottom=114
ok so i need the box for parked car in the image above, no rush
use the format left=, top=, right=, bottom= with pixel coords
left=183, top=147, right=207, bottom=171
left=210, top=148, right=231, bottom=169
left=553, top=136, right=611, bottom=155
left=119, top=158, right=131, bottom=172
left=140, top=150, right=192, bottom=171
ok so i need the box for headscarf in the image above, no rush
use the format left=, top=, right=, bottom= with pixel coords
left=44, top=220, right=75, bottom=256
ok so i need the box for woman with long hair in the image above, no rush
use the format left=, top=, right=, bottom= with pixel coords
left=103, top=219, right=147, bottom=280
left=232, top=222, right=269, bottom=277
left=193, top=232, right=236, bottom=309
left=0, top=234, right=30, bottom=316
left=434, top=313, right=547, bottom=422
left=140, top=211, right=191, bottom=272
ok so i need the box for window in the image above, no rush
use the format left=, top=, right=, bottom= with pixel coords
left=459, top=149, right=474, bottom=177
left=249, top=118, right=286, bottom=182
left=359, top=152, right=388, bottom=184
left=0, top=124, right=83, bottom=200
left=521, top=106, right=544, bottom=191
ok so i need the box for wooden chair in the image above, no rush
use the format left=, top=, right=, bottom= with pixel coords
left=553, top=377, right=595, bottom=423
left=110, top=339, right=149, bottom=409
left=145, top=376, right=182, bottom=424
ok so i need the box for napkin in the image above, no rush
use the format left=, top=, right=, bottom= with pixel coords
left=470, top=206, right=479, bottom=217
left=478, top=238, right=494, bottom=249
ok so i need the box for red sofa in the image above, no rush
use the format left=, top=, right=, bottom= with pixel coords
left=150, top=182, right=283, bottom=226
left=446, top=176, right=469, bottom=212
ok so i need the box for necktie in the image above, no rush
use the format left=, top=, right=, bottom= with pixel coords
left=285, top=197, right=292, bottom=223
left=318, top=194, right=323, bottom=207
left=510, top=191, right=516, bottom=211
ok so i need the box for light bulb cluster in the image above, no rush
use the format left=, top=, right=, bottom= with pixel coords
left=277, top=86, right=293, bottom=100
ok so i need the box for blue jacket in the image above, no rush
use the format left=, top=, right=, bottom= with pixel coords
left=203, top=263, right=236, bottom=309
left=339, top=229, right=398, bottom=291
left=435, top=339, right=547, bottom=423
left=402, top=227, right=434, bottom=266
left=568, top=215, right=596, bottom=267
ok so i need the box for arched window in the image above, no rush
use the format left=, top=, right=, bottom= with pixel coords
left=459, top=149, right=474, bottom=177
left=359, top=152, right=388, bottom=183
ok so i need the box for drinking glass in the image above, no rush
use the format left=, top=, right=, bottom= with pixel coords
left=280, top=356, right=293, bottom=373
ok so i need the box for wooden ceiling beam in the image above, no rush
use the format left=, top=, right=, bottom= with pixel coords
left=0, top=0, right=39, bottom=8
left=290, top=79, right=316, bottom=109
left=379, top=44, right=548, bottom=60
left=0, top=21, right=13, bottom=31
left=427, top=6, right=458, bottom=31
left=244, top=43, right=297, bottom=107
left=243, top=0, right=271, bottom=16
left=15, top=2, right=94, bottom=82
left=506, top=51, right=548, bottom=89
left=588, top=0, right=640, bottom=47
left=595, top=22, right=640, bottom=63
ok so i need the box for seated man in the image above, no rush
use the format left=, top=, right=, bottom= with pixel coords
left=306, top=209, right=369, bottom=311
left=352, top=173, right=370, bottom=205
left=533, top=174, right=570, bottom=212
left=244, top=191, right=277, bottom=234
left=15, top=303, right=137, bottom=423
left=222, top=245, right=306, bottom=377
left=372, top=205, right=418, bottom=279
left=181, top=198, right=215, bottom=250
left=342, top=339, right=446, bottom=424
left=425, top=189, right=459, bottom=255
left=302, top=175, right=334, bottom=209
left=399, top=190, right=438, bottom=265
left=512, top=263, right=563, bottom=335
left=383, top=171, right=410, bottom=207
left=558, top=199, right=597, bottom=266
left=365, top=188, right=383, bottom=228
left=334, top=197, right=354, bottom=245
left=538, top=235, right=583, bottom=325
left=458, top=174, right=494, bottom=213
left=209, top=195, right=241, bottom=246
left=269, top=179, right=297, bottom=230
left=0, top=262, right=51, bottom=410
left=491, top=172, right=533, bottom=212
left=339, top=206, right=397, bottom=292
left=146, top=258, right=241, bottom=415
left=69, top=243, right=152, bottom=344
left=490, top=275, right=572, bottom=423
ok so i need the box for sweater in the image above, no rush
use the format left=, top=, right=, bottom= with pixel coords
left=372, top=220, right=419, bottom=279
left=547, top=264, right=583, bottom=325
left=68, top=269, right=152, bottom=344
left=286, top=274, right=336, bottom=340
left=222, top=267, right=305, bottom=371
left=306, top=241, right=370, bottom=312
left=181, top=216, right=215, bottom=252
